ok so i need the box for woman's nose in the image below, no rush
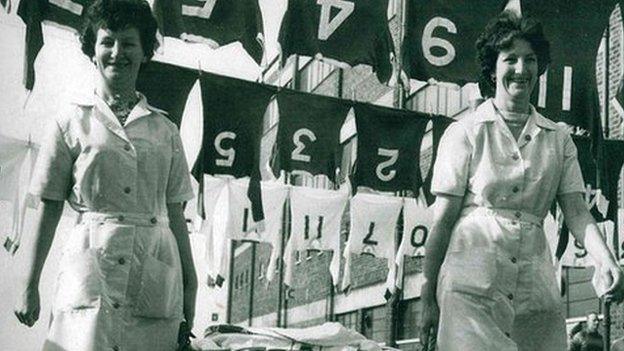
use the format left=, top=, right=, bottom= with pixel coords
left=111, top=41, right=123, bottom=57
left=515, top=59, right=528, bottom=74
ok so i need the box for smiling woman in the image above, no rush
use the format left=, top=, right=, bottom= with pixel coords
left=13, top=1, right=198, bottom=351
left=418, top=11, right=624, bottom=351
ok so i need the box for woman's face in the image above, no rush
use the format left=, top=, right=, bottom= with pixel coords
left=93, top=26, right=146, bottom=88
left=494, top=38, right=538, bottom=103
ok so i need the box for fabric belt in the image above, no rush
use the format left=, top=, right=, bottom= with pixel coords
left=461, top=206, right=543, bottom=227
left=77, top=211, right=169, bottom=226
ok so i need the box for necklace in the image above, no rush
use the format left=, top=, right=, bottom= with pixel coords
left=98, top=92, right=140, bottom=126
left=492, top=102, right=529, bottom=141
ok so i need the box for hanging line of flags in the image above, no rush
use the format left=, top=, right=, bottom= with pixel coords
left=13, top=0, right=622, bottom=131
left=13, top=0, right=622, bottom=184
left=180, top=65, right=453, bottom=294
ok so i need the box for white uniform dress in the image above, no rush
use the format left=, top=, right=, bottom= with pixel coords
left=431, top=99, right=585, bottom=351
left=29, top=92, right=194, bottom=351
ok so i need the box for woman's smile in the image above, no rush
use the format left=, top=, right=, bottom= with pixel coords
left=93, top=27, right=146, bottom=84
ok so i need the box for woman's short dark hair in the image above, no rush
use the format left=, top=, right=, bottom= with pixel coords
left=80, top=0, right=158, bottom=61
left=475, top=11, right=550, bottom=98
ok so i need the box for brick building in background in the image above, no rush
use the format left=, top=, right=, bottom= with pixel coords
left=223, top=0, right=624, bottom=349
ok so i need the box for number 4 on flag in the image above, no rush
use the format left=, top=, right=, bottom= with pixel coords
left=317, top=0, right=354, bottom=41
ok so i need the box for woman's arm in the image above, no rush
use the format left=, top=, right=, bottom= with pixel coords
left=14, top=199, right=64, bottom=326
left=558, top=192, right=624, bottom=302
left=419, top=194, right=464, bottom=347
left=167, top=202, right=198, bottom=328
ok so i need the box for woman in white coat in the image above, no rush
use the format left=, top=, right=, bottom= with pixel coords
left=420, top=11, right=624, bottom=351
left=14, top=1, right=197, bottom=350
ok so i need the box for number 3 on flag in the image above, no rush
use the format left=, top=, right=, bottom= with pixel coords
left=291, top=128, right=317, bottom=163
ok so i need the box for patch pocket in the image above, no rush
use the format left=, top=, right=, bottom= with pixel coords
left=55, top=249, right=102, bottom=311
left=446, top=250, right=497, bottom=298
left=529, top=264, right=563, bottom=312
left=132, top=255, right=181, bottom=319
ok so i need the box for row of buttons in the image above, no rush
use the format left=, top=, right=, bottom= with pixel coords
left=114, top=216, right=158, bottom=224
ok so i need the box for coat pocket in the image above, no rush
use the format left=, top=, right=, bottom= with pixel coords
left=530, top=262, right=563, bottom=312
left=132, top=255, right=182, bottom=319
left=54, top=249, right=102, bottom=311
left=445, top=250, right=497, bottom=298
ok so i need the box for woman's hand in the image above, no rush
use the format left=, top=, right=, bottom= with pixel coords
left=14, top=286, right=40, bottom=327
left=419, top=296, right=439, bottom=350
left=603, top=263, right=624, bottom=304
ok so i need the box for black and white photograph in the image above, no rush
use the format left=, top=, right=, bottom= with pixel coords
left=1, top=0, right=624, bottom=350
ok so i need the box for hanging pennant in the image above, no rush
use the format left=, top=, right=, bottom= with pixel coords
left=384, top=193, right=432, bottom=297
left=227, top=178, right=288, bottom=244
left=353, top=103, right=429, bottom=193
left=17, top=0, right=95, bottom=89
left=156, top=0, right=265, bottom=64
left=603, top=139, right=624, bottom=222
left=522, top=0, right=617, bottom=130
left=193, top=73, right=276, bottom=222
left=136, top=61, right=197, bottom=127
left=283, top=185, right=349, bottom=287
left=398, top=195, right=432, bottom=259
left=1, top=135, right=38, bottom=254
left=228, top=178, right=288, bottom=286
left=422, top=117, right=454, bottom=205
left=275, top=90, right=351, bottom=181
left=194, top=74, right=275, bottom=178
left=401, top=0, right=506, bottom=84
left=278, top=0, right=394, bottom=83
left=341, top=193, right=402, bottom=292
left=190, top=175, right=229, bottom=286
left=572, top=136, right=624, bottom=223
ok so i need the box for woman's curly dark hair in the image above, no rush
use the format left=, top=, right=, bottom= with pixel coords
left=80, top=0, right=158, bottom=62
left=475, top=11, right=550, bottom=98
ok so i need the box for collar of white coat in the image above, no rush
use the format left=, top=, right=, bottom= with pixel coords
left=475, top=98, right=558, bottom=131
left=69, top=91, right=168, bottom=142
left=69, top=91, right=168, bottom=122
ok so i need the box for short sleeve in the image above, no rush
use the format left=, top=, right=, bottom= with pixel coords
left=430, top=123, right=472, bottom=196
left=557, top=133, right=585, bottom=195
left=29, top=118, right=73, bottom=201
left=166, top=129, right=194, bottom=203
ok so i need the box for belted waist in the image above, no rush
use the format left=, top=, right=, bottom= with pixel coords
left=77, top=211, right=169, bottom=226
left=461, top=206, right=543, bottom=226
